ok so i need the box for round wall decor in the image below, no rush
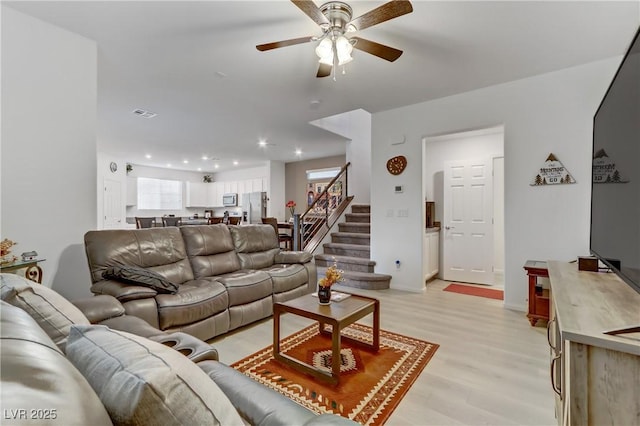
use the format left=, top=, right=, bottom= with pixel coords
left=109, top=162, right=118, bottom=173
left=386, top=155, right=407, bottom=175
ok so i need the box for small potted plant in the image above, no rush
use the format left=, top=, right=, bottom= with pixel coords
left=203, top=175, right=212, bottom=183
left=317, top=259, right=343, bottom=305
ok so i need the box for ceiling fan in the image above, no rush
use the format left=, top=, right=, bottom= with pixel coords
left=256, top=0, right=413, bottom=78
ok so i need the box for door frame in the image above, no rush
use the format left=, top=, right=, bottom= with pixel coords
left=422, top=126, right=505, bottom=287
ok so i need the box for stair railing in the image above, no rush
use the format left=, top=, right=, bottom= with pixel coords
left=293, top=162, right=351, bottom=252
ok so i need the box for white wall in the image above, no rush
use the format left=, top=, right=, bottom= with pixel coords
left=212, top=165, right=267, bottom=182
left=267, top=161, right=286, bottom=220
left=1, top=6, right=97, bottom=299
left=311, top=109, right=372, bottom=204
left=372, top=57, right=623, bottom=310
left=343, top=110, right=372, bottom=204
left=423, top=127, right=504, bottom=280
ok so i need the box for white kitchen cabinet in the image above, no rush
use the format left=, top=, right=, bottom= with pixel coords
left=186, top=182, right=209, bottom=207
left=236, top=180, right=247, bottom=197
left=212, top=182, right=224, bottom=206
left=250, top=178, right=263, bottom=192
left=126, top=177, right=137, bottom=206
left=423, top=228, right=440, bottom=282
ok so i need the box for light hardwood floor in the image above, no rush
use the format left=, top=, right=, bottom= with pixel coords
left=210, top=279, right=556, bottom=425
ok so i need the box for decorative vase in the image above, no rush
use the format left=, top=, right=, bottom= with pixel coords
left=318, top=286, right=331, bottom=305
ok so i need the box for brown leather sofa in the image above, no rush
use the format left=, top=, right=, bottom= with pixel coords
left=0, top=274, right=356, bottom=426
left=84, top=224, right=316, bottom=341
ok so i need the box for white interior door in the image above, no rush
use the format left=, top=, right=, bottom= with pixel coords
left=443, top=158, right=494, bottom=284
left=103, top=178, right=123, bottom=229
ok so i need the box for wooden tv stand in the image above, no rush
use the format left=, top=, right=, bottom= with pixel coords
left=547, top=261, right=640, bottom=426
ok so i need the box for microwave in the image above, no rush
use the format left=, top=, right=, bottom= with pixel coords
left=222, top=193, right=237, bottom=207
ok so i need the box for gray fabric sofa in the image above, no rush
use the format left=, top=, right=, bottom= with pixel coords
left=84, top=224, right=316, bottom=341
left=0, top=274, right=356, bottom=426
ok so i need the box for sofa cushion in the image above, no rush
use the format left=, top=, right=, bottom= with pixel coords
left=66, top=324, right=243, bottom=426
left=229, top=225, right=281, bottom=269
left=262, top=264, right=309, bottom=294
left=217, top=270, right=273, bottom=307
left=0, top=274, right=90, bottom=352
left=155, top=278, right=228, bottom=329
left=275, top=251, right=313, bottom=264
left=181, top=224, right=241, bottom=277
left=84, top=227, right=195, bottom=285
left=0, top=301, right=112, bottom=426
left=103, top=265, right=179, bottom=294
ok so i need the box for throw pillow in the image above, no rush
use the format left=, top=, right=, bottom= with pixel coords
left=66, top=325, right=244, bottom=426
left=102, top=265, right=178, bottom=294
left=0, top=273, right=90, bottom=352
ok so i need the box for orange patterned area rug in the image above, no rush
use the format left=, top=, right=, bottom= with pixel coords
left=231, top=323, right=439, bottom=425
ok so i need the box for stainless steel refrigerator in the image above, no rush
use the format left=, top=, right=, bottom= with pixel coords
left=241, top=192, right=267, bottom=224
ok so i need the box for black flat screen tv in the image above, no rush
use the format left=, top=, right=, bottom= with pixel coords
left=590, top=26, right=640, bottom=294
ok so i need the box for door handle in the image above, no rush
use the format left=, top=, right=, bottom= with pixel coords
left=445, top=226, right=455, bottom=230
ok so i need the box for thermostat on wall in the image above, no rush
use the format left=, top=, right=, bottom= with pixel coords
left=394, top=185, right=403, bottom=193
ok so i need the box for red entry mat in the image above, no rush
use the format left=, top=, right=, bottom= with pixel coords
left=443, top=283, right=504, bottom=300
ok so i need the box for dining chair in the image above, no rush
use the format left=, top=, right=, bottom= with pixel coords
left=135, top=217, right=156, bottom=229
left=161, top=217, right=182, bottom=227
left=261, top=217, right=292, bottom=250
left=228, top=217, right=241, bottom=225
left=208, top=217, right=223, bottom=224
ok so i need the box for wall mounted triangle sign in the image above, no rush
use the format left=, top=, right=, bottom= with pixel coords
left=531, top=153, right=576, bottom=186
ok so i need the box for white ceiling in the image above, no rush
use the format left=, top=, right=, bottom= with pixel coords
left=5, top=1, right=639, bottom=173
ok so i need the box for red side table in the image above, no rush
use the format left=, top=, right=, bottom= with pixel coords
left=523, top=260, right=549, bottom=326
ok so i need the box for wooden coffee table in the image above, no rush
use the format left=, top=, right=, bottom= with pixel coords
left=273, top=292, right=380, bottom=384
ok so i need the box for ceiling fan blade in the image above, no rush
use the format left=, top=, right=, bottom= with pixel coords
left=317, top=62, right=332, bottom=78
left=291, top=0, right=330, bottom=26
left=256, top=36, right=315, bottom=51
left=348, top=0, right=413, bottom=31
left=351, top=37, right=403, bottom=62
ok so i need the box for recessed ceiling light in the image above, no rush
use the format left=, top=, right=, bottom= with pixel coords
left=214, top=164, right=219, bottom=169
left=183, top=160, right=189, bottom=164
left=233, top=161, right=239, bottom=166
left=145, top=154, right=152, bottom=159
left=202, top=156, right=209, bottom=160
left=167, top=163, right=172, bottom=167
left=197, top=167, right=202, bottom=171
left=132, top=109, right=157, bottom=118
left=258, top=140, right=267, bottom=147
left=295, top=149, right=302, bottom=156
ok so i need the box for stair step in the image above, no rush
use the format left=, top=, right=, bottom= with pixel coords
left=345, top=213, right=370, bottom=223
left=351, top=204, right=370, bottom=214
left=315, top=254, right=376, bottom=273
left=331, top=232, right=370, bottom=245
left=317, top=267, right=391, bottom=290
left=323, top=242, right=370, bottom=258
left=338, top=222, right=370, bottom=234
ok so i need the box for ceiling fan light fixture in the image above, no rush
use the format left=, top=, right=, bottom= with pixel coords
left=335, top=35, right=353, bottom=65
left=315, top=37, right=334, bottom=65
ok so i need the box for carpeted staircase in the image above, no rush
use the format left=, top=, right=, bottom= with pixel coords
left=314, top=204, right=391, bottom=290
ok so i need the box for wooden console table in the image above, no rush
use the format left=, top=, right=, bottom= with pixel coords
left=0, top=258, right=45, bottom=283
left=547, top=261, right=640, bottom=425
left=523, top=260, right=549, bottom=326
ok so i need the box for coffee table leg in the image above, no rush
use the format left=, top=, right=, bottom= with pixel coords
left=373, top=299, right=380, bottom=351
left=331, top=321, right=341, bottom=380
left=273, top=305, right=281, bottom=358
